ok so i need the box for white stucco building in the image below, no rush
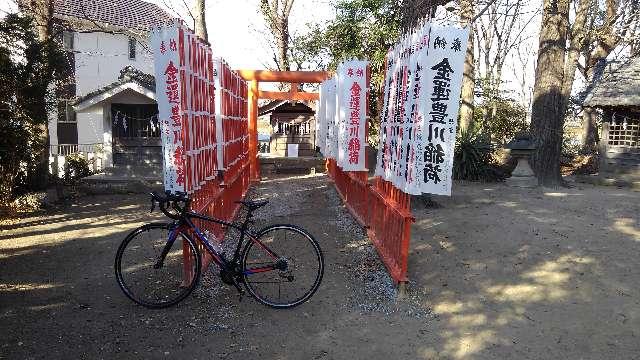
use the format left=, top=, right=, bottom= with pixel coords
left=50, top=0, right=172, bottom=174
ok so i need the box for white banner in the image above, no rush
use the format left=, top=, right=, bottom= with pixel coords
left=402, top=23, right=431, bottom=194
left=416, top=25, right=469, bottom=195
left=374, top=47, right=395, bottom=180
left=323, top=78, right=337, bottom=159
left=151, top=23, right=186, bottom=194
left=336, top=60, right=368, bottom=171
left=212, top=57, right=225, bottom=170
left=374, top=23, right=469, bottom=196
left=317, top=82, right=327, bottom=155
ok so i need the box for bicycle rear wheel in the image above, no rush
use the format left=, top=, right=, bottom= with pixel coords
left=115, top=223, right=201, bottom=308
left=241, top=225, right=324, bottom=308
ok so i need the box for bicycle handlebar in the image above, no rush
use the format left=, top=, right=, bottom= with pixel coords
left=150, top=191, right=191, bottom=220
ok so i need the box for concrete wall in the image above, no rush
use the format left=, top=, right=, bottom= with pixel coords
left=73, top=32, right=153, bottom=96
left=77, top=104, right=103, bottom=144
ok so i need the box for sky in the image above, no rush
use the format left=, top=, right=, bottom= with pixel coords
left=181, top=0, right=541, bottom=104
left=0, top=0, right=547, bottom=108
left=151, top=0, right=336, bottom=70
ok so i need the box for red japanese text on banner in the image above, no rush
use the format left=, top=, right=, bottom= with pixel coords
left=152, top=23, right=222, bottom=195
left=336, top=60, right=368, bottom=171
left=151, top=23, right=186, bottom=194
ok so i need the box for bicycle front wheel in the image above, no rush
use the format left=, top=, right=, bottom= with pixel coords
left=114, top=223, right=201, bottom=308
left=242, top=225, right=324, bottom=308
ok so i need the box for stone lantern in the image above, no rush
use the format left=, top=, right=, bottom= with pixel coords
left=505, top=133, right=538, bottom=188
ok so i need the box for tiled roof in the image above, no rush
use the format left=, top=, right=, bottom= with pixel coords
left=258, top=100, right=314, bottom=116
left=583, top=57, right=640, bottom=108
left=71, top=66, right=155, bottom=106
left=53, top=0, right=173, bottom=30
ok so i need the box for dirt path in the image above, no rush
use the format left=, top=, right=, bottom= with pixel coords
left=409, top=182, right=640, bottom=359
left=1, top=174, right=423, bottom=360
left=1, top=175, right=638, bottom=359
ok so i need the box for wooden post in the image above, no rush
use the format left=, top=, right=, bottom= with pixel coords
left=248, top=79, right=260, bottom=181
left=600, top=121, right=610, bottom=173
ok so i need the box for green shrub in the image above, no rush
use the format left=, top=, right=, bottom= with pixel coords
left=473, top=98, right=529, bottom=145
left=63, top=154, right=91, bottom=183
left=453, top=129, right=505, bottom=181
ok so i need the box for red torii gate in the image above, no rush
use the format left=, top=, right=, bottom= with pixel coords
left=235, top=70, right=331, bottom=181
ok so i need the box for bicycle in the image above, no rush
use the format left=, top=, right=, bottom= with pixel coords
left=114, top=191, right=324, bottom=309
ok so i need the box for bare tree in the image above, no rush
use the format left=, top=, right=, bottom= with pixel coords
left=511, top=43, right=536, bottom=118
left=260, top=0, right=295, bottom=71
left=400, top=0, right=447, bottom=28
left=458, top=0, right=476, bottom=132
left=474, top=0, right=540, bottom=125
left=193, top=0, right=207, bottom=41
left=527, top=0, right=633, bottom=185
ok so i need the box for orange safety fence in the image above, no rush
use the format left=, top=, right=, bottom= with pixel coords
left=324, top=62, right=414, bottom=283
left=326, top=160, right=414, bottom=283
left=189, top=162, right=250, bottom=269
left=367, top=177, right=414, bottom=282
left=179, top=56, right=251, bottom=276
left=329, top=158, right=369, bottom=227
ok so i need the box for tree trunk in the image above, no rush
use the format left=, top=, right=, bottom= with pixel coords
left=581, top=107, right=599, bottom=152
left=459, top=0, right=475, bottom=133
left=29, top=0, right=54, bottom=190
left=260, top=0, right=294, bottom=72
left=194, top=0, right=208, bottom=41
left=560, top=0, right=589, bottom=108
left=530, top=0, right=570, bottom=187
left=276, top=21, right=290, bottom=71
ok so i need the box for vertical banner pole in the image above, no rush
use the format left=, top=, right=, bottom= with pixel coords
left=248, top=79, right=260, bottom=181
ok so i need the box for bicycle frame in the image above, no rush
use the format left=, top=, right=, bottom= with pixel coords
left=164, top=209, right=280, bottom=276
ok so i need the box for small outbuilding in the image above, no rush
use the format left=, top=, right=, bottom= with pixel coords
left=258, top=100, right=316, bottom=157
left=583, top=57, right=640, bottom=178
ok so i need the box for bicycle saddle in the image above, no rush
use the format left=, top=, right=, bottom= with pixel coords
left=236, top=199, right=269, bottom=210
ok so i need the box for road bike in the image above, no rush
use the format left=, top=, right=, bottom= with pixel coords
left=114, top=191, right=324, bottom=309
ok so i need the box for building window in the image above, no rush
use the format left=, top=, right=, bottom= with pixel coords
left=62, top=31, right=74, bottom=50
left=58, top=101, right=76, bottom=123
left=128, top=37, right=136, bottom=60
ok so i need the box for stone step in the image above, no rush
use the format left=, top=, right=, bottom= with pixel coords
left=113, top=145, right=163, bottom=154
left=113, top=153, right=163, bottom=166
left=104, top=165, right=162, bottom=178
left=259, top=156, right=326, bottom=175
